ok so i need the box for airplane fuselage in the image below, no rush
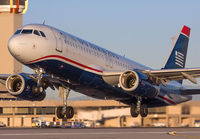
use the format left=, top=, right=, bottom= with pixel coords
left=8, top=24, right=192, bottom=107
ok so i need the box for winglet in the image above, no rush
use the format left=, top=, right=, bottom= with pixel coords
left=181, top=25, right=190, bottom=37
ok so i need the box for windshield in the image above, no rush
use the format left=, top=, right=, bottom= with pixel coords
left=34, top=30, right=40, bottom=36
left=14, top=29, right=47, bottom=38
left=21, top=29, right=33, bottom=34
left=14, top=30, right=21, bottom=35
left=39, top=31, right=46, bottom=37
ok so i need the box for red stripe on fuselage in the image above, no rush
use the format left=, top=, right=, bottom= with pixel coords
left=158, top=95, right=176, bottom=105
left=27, top=56, right=176, bottom=105
left=26, top=55, right=103, bottom=73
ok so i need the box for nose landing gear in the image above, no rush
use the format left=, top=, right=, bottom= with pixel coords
left=33, top=68, right=74, bottom=119
left=56, top=87, right=74, bottom=119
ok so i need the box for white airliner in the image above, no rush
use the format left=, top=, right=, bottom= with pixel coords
left=1, top=24, right=200, bottom=119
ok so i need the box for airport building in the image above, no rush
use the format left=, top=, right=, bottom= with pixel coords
left=0, top=98, right=199, bottom=127
left=0, top=0, right=27, bottom=74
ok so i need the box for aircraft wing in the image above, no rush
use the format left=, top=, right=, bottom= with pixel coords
left=102, top=68, right=200, bottom=86
left=102, top=70, right=123, bottom=86
left=0, top=73, right=75, bottom=91
left=0, top=74, right=10, bottom=85
left=143, top=68, right=200, bottom=85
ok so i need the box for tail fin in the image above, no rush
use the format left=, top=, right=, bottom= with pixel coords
left=163, top=25, right=190, bottom=69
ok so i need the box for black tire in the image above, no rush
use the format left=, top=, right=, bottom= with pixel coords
left=56, top=107, right=64, bottom=119
left=130, top=104, right=139, bottom=117
left=66, top=106, right=74, bottom=119
left=140, top=104, right=148, bottom=117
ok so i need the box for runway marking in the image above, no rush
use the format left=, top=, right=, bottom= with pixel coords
left=0, top=131, right=168, bottom=136
left=168, top=130, right=200, bottom=139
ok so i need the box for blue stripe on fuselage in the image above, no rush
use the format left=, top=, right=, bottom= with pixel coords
left=26, top=59, right=132, bottom=100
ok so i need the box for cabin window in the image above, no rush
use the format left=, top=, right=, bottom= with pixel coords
left=33, top=30, right=40, bottom=36
left=21, top=29, right=33, bottom=34
left=39, top=31, right=46, bottom=37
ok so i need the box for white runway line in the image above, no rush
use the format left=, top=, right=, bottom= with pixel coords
left=0, top=131, right=168, bottom=136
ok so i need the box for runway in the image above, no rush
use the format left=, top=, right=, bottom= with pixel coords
left=0, top=128, right=199, bottom=139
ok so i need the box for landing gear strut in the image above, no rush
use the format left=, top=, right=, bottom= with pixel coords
left=56, top=87, right=74, bottom=119
left=130, top=97, right=148, bottom=118
left=140, top=104, right=148, bottom=117
left=33, top=68, right=45, bottom=93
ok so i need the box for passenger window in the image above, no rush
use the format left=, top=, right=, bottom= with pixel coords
left=14, top=30, right=21, bottom=35
left=21, top=29, right=33, bottom=34
left=33, top=30, right=40, bottom=36
left=39, top=31, right=46, bottom=37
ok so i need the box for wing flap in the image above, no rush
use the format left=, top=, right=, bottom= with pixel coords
left=101, top=68, right=200, bottom=86
left=143, top=68, right=200, bottom=85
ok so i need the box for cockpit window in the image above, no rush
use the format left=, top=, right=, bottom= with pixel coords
left=21, top=29, right=33, bottom=34
left=14, top=30, right=21, bottom=35
left=39, top=31, right=46, bottom=37
left=34, top=30, right=40, bottom=36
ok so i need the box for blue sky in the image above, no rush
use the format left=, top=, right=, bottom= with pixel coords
left=23, top=0, right=200, bottom=100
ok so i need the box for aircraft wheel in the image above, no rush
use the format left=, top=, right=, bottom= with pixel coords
left=130, top=104, right=139, bottom=117
left=56, top=106, right=65, bottom=119
left=66, top=106, right=74, bottom=119
left=140, top=104, right=148, bottom=117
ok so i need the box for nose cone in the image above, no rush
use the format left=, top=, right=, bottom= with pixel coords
left=8, top=36, right=22, bottom=58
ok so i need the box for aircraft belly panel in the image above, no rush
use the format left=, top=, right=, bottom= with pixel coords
left=26, top=59, right=131, bottom=100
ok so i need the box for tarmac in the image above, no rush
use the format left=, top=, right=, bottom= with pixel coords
left=0, top=127, right=199, bottom=139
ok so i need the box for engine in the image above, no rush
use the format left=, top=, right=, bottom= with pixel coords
left=6, top=73, right=46, bottom=101
left=119, top=70, right=159, bottom=98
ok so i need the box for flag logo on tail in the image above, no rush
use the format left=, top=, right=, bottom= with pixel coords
left=175, top=51, right=184, bottom=68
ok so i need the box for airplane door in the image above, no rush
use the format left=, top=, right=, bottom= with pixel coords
left=53, top=30, right=63, bottom=52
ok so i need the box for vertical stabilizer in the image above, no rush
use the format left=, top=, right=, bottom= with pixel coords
left=163, top=25, right=190, bottom=70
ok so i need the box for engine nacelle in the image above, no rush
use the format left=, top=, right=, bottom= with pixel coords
left=119, top=70, right=159, bottom=98
left=6, top=73, right=46, bottom=101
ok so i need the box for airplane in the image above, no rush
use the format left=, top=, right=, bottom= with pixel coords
left=1, top=24, right=200, bottom=119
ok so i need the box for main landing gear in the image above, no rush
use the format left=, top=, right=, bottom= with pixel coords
left=57, top=87, right=74, bottom=119
left=130, top=97, right=148, bottom=118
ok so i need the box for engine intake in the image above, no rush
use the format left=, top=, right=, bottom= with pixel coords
left=119, top=70, right=159, bottom=98
left=6, top=74, right=46, bottom=101
left=119, top=70, right=139, bottom=92
left=6, top=74, right=25, bottom=95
